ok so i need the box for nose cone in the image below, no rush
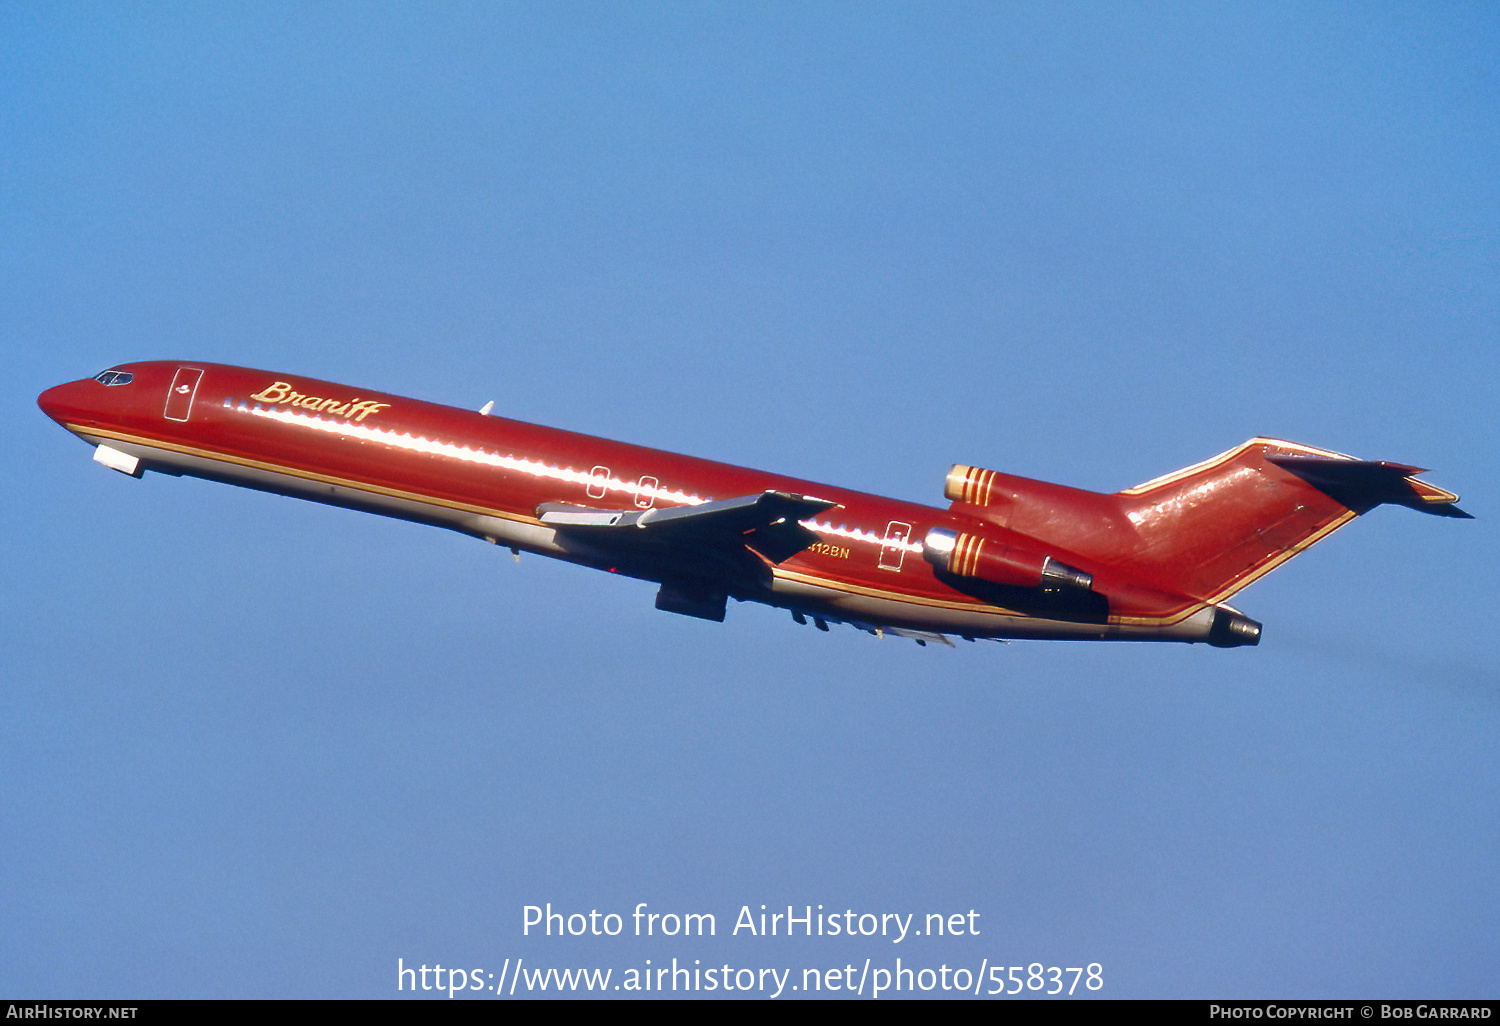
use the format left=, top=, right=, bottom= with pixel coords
left=38, top=380, right=84, bottom=426
left=38, top=376, right=113, bottom=430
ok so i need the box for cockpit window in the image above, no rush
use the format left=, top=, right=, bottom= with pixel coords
left=94, top=370, right=134, bottom=385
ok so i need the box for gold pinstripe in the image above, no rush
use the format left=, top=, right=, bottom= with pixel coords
left=1410, top=480, right=1461, bottom=504
left=1118, top=437, right=1356, bottom=495
left=1201, top=509, right=1359, bottom=606
left=71, top=424, right=542, bottom=527
left=772, top=567, right=1019, bottom=615
left=775, top=565, right=1220, bottom=630
left=957, top=532, right=985, bottom=576
left=945, top=464, right=999, bottom=506
left=78, top=424, right=1324, bottom=632
left=1107, top=510, right=1360, bottom=624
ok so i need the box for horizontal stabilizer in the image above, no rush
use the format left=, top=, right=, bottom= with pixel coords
left=1109, top=437, right=1471, bottom=607
left=1265, top=454, right=1472, bottom=518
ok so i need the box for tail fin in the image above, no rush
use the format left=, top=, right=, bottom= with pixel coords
left=1115, top=438, right=1469, bottom=604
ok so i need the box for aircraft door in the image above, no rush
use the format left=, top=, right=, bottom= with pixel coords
left=878, top=520, right=913, bottom=571
left=163, top=367, right=203, bottom=422
left=635, top=475, right=659, bottom=509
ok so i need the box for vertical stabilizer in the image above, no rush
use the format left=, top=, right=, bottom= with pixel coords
left=1114, top=438, right=1467, bottom=604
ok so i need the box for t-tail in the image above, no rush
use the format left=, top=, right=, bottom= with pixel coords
left=1113, top=437, right=1470, bottom=610
left=937, top=437, right=1467, bottom=648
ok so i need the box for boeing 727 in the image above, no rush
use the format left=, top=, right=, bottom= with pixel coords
left=38, top=362, right=1469, bottom=648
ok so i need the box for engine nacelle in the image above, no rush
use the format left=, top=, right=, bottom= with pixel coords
left=923, top=527, right=1093, bottom=591
left=945, top=464, right=1001, bottom=506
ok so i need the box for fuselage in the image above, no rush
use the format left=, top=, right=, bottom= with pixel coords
left=37, top=361, right=1247, bottom=645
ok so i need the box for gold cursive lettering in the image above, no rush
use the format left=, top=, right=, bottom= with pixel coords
left=250, top=382, right=293, bottom=403
left=347, top=400, right=389, bottom=422
left=248, top=382, right=390, bottom=422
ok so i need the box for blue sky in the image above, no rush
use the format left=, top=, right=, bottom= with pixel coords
left=2, top=2, right=1496, bottom=999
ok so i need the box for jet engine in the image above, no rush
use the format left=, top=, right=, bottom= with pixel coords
left=944, top=464, right=1001, bottom=506
left=922, top=526, right=1093, bottom=591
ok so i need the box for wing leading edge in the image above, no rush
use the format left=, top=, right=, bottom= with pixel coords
left=538, top=490, right=841, bottom=622
left=1264, top=454, right=1472, bottom=519
left=538, top=489, right=840, bottom=559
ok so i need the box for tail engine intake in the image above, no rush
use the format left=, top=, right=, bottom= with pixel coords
left=945, top=464, right=1000, bottom=506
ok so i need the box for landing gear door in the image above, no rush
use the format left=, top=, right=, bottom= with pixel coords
left=164, top=367, right=203, bottom=422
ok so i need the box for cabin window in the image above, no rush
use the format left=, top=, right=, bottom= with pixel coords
left=93, top=370, right=134, bottom=386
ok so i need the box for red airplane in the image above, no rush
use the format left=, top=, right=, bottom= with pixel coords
left=38, top=362, right=1469, bottom=648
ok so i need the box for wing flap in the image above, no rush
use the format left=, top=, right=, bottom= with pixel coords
left=538, top=490, right=840, bottom=563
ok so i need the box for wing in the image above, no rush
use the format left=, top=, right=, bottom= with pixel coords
left=538, top=490, right=840, bottom=565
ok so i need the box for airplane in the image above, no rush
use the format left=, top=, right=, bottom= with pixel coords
left=37, top=361, right=1469, bottom=649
